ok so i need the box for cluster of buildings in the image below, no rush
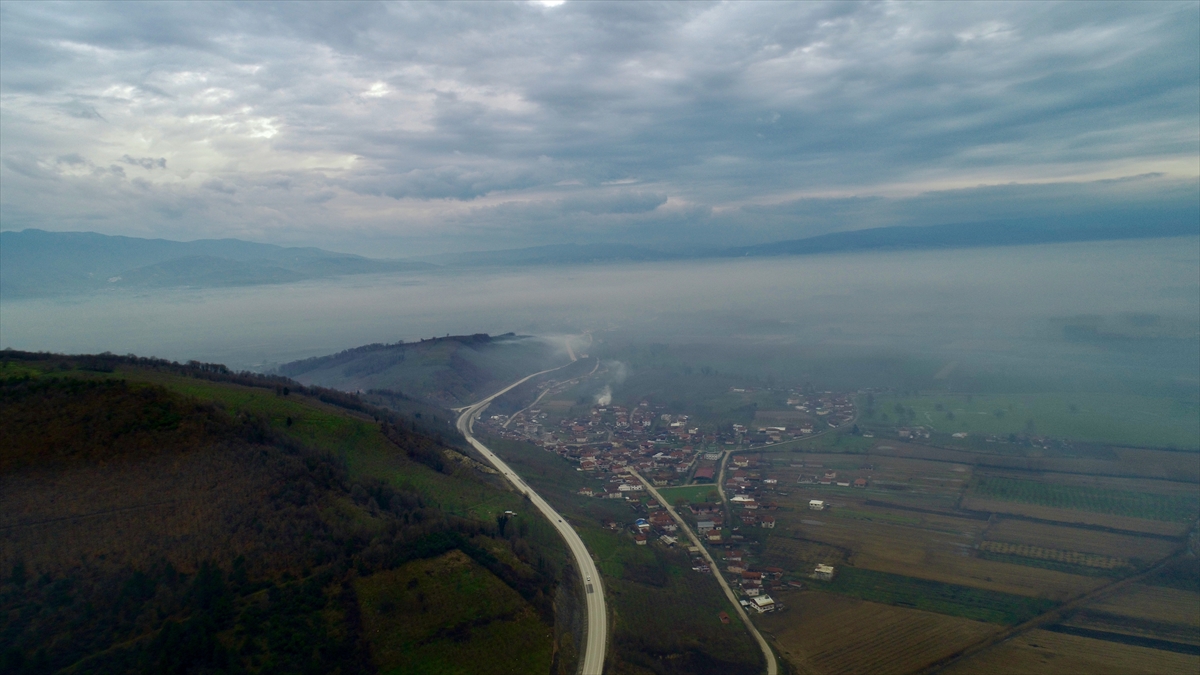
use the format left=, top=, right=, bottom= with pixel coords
left=797, top=470, right=869, bottom=489
left=481, top=401, right=733, bottom=488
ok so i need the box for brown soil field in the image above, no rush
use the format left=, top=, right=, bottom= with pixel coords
left=756, top=590, right=1000, bottom=675
left=774, top=510, right=1104, bottom=600
left=1112, top=448, right=1200, bottom=483
left=940, top=628, right=1200, bottom=675
left=764, top=535, right=850, bottom=567
left=984, top=518, right=1179, bottom=560
left=962, top=497, right=1189, bottom=537
left=1087, top=584, right=1200, bottom=628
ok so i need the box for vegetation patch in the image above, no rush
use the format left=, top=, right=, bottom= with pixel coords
left=814, top=566, right=1056, bottom=624
left=656, top=484, right=722, bottom=505
left=355, top=550, right=553, bottom=675
left=972, top=475, right=1199, bottom=522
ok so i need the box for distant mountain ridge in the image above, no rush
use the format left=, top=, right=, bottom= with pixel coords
left=423, top=217, right=1199, bottom=267
left=0, top=229, right=433, bottom=298
left=4, top=216, right=1196, bottom=299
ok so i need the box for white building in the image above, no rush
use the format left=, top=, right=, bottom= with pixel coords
left=751, top=595, right=776, bottom=613
left=808, top=499, right=826, bottom=510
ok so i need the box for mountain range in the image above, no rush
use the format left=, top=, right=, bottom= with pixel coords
left=3, top=216, right=1196, bottom=298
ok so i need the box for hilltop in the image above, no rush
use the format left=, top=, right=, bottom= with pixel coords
left=0, top=351, right=579, bottom=675
left=277, top=333, right=575, bottom=408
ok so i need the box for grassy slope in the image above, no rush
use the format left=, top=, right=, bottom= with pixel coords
left=355, top=551, right=553, bottom=675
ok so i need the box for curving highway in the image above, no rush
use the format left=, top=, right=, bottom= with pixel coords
left=455, top=363, right=608, bottom=675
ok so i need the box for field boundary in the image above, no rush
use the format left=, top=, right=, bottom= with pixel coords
left=920, top=544, right=1198, bottom=675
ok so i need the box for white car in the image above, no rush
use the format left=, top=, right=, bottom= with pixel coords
left=586, top=575, right=591, bottom=582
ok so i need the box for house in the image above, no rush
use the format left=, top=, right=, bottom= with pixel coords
left=761, top=515, right=776, bottom=528
left=808, top=499, right=826, bottom=511
left=635, top=518, right=651, bottom=533
left=707, top=531, right=723, bottom=543
left=853, top=478, right=867, bottom=488
left=577, top=487, right=596, bottom=497
left=719, top=611, right=731, bottom=624
left=694, top=467, right=716, bottom=482
left=814, top=564, right=835, bottom=581
left=634, top=534, right=647, bottom=545
left=697, top=520, right=716, bottom=533
left=751, top=595, right=776, bottom=613
left=659, top=535, right=678, bottom=546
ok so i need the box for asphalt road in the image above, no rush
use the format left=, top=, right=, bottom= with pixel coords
left=629, top=469, right=779, bottom=675
left=455, top=364, right=608, bottom=675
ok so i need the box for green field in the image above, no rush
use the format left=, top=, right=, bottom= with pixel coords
left=355, top=550, right=553, bottom=675
left=865, top=393, right=1200, bottom=450
left=972, top=476, right=1200, bottom=522
left=816, top=567, right=1056, bottom=625
left=657, top=484, right=723, bottom=505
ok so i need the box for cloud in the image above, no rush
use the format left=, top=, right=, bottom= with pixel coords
left=0, top=1, right=1195, bottom=255
left=121, top=154, right=167, bottom=169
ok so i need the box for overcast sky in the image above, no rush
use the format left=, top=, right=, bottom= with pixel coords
left=1, top=1, right=1197, bottom=256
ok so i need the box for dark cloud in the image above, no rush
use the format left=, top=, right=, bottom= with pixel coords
left=0, top=1, right=1196, bottom=255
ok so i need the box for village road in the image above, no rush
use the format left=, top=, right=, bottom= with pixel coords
left=455, top=359, right=608, bottom=675
left=628, top=470, right=779, bottom=675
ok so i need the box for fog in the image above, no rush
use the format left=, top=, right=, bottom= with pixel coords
left=2, top=237, right=1197, bottom=394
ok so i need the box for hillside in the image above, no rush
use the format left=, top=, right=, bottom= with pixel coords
left=0, top=229, right=433, bottom=299
left=277, top=333, right=575, bottom=407
left=0, top=351, right=578, bottom=675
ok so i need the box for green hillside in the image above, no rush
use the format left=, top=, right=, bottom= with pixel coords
left=0, top=351, right=574, bottom=675
left=276, top=333, right=568, bottom=407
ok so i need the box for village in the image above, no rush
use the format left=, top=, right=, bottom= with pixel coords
left=475, top=387, right=861, bottom=613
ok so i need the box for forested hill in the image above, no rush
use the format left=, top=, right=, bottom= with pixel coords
left=277, top=333, right=572, bottom=407
left=0, top=351, right=578, bottom=675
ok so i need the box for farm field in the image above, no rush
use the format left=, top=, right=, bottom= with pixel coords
left=768, top=500, right=1105, bottom=599
left=984, top=519, right=1179, bottom=561
left=970, top=474, right=1200, bottom=522
left=756, top=590, right=1001, bottom=675
left=1086, top=584, right=1200, bottom=628
left=940, top=628, right=1200, bottom=674
left=811, top=566, right=1056, bottom=624
left=865, top=392, right=1200, bottom=450
left=962, top=497, right=1190, bottom=536
left=354, top=550, right=553, bottom=675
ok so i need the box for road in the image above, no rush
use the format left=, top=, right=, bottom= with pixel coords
left=628, top=470, right=779, bottom=675
left=455, top=363, right=608, bottom=675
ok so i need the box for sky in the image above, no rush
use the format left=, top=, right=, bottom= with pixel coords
left=1, top=1, right=1197, bottom=256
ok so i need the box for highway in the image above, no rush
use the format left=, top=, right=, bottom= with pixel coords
left=455, top=363, right=608, bottom=675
